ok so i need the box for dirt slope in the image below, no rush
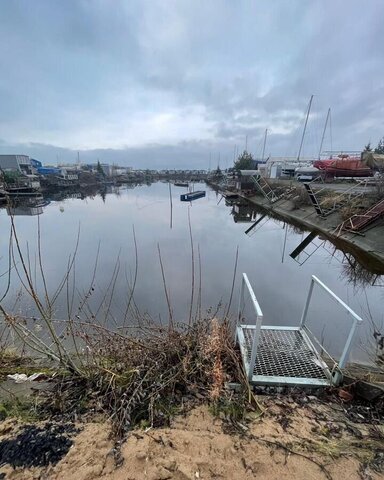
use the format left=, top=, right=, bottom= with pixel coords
left=0, top=398, right=382, bottom=480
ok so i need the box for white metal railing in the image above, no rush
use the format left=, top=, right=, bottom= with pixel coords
left=237, top=273, right=264, bottom=380
left=300, top=275, right=363, bottom=383
left=237, top=273, right=363, bottom=385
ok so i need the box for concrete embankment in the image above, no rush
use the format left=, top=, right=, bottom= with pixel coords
left=241, top=193, right=384, bottom=271
left=205, top=177, right=384, bottom=272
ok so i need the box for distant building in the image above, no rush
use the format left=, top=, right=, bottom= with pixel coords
left=60, top=168, right=78, bottom=181
left=0, top=154, right=34, bottom=175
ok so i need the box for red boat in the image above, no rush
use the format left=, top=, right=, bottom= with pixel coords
left=313, top=156, right=372, bottom=177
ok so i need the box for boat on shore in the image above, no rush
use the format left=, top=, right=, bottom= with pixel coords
left=180, top=191, right=206, bottom=202
left=314, top=157, right=372, bottom=177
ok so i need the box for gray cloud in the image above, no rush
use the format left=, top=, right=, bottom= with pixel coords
left=1, top=0, right=384, bottom=167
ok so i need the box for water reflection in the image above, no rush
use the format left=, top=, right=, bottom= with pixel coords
left=225, top=198, right=384, bottom=287
left=6, top=202, right=44, bottom=217
left=0, top=182, right=383, bottom=364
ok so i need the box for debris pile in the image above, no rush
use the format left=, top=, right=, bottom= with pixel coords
left=0, top=423, right=79, bottom=468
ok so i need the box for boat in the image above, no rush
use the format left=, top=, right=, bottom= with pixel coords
left=313, top=157, right=372, bottom=177
left=174, top=182, right=189, bottom=187
left=180, top=191, right=206, bottom=202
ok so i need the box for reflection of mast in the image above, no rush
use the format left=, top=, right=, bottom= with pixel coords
left=318, top=108, right=331, bottom=159
left=297, top=94, right=314, bottom=162
left=261, top=128, right=268, bottom=162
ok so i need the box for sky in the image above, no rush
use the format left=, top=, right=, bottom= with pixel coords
left=0, top=0, right=383, bottom=169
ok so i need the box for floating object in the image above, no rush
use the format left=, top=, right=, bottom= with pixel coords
left=174, top=182, right=189, bottom=187
left=180, top=191, right=206, bottom=202
left=59, top=206, right=64, bottom=213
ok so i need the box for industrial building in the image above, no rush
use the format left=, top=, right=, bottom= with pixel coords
left=0, top=154, right=34, bottom=175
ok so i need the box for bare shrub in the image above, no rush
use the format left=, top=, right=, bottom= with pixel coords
left=0, top=215, right=252, bottom=439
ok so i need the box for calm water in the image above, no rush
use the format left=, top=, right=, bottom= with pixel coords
left=0, top=182, right=383, bottom=364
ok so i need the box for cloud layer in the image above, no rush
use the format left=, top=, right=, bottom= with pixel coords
left=1, top=0, right=383, bottom=168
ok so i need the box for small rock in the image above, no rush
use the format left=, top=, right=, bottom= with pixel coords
left=136, top=451, right=147, bottom=460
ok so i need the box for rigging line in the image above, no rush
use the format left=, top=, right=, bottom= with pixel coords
left=318, top=108, right=331, bottom=159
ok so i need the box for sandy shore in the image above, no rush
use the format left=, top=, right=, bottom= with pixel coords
left=1, top=396, right=383, bottom=480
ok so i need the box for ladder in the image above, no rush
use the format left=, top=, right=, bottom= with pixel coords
left=252, top=175, right=295, bottom=204
left=303, top=183, right=336, bottom=216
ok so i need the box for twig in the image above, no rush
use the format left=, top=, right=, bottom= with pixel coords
left=188, top=207, right=195, bottom=326
left=157, top=243, right=173, bottom=329
left=224, top=246, right=239, bottom=319
left=248, top=434, right=333, bottom=480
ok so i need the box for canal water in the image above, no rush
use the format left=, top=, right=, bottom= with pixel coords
left=0, top=182, right=383, bottom=364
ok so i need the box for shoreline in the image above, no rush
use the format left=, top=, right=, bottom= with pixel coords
left=208, top=182, right=384, bottom=273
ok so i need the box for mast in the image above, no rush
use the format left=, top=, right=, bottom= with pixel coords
left=297, top=94, right=314, bottom=162
left=261, top=128, right=268, bottom=162
left=318, top=108, right=331, bottom=159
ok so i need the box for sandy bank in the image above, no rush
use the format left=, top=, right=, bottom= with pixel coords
left=1, top=398, right=383, bottom=480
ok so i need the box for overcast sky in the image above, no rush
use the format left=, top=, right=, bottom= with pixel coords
left=0, top=0, right=383, bottom=168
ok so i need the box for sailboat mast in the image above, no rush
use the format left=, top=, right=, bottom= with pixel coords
left=297, top=94, right=314, bottom=162
left=261, top=128, right=268, bottom=162
left=318, top=108, right=331, bottom=159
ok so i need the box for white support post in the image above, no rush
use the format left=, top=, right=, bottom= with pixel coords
left=338, top=318, right=359, bottom=369
left=300, top=277, right=315, bottom=327
left=248, top=315, right=262, bottom=381
left=240, top=274, right=264, bottom=381
left=235, top=277, right=245, bottom=342
left=300, top=275, right=363, bottom=385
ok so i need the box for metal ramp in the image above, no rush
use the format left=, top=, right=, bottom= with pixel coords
left=251, top=175, right=295, bottom=204
left=337, top=198, right=384, bottom=233
left=236, top=273, right=363, bottom=386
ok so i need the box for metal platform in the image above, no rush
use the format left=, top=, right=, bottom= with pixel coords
left=238, top=326, right=330, bottom=386
left=236, top=273, right=363, bottom=387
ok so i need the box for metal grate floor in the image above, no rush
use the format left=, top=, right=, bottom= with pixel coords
left=242, top=327, right=330, bottom=382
